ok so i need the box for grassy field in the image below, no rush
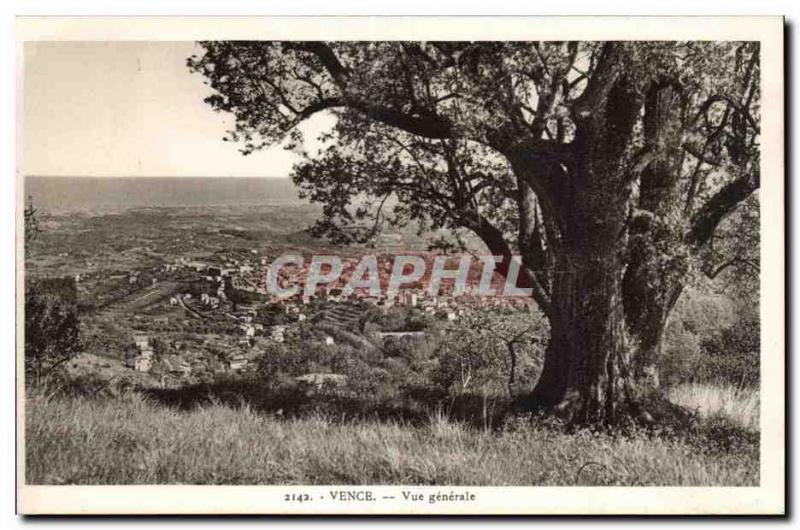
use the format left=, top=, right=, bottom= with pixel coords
left=668, top=382, right=760, bottom=431
left=25, top=386, right=759, bottom=486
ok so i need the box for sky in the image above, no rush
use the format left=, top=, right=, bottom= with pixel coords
left=21, top=41, right=334, bottom=178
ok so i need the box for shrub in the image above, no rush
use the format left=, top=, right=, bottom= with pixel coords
left=25, top=277, right=82, bottom=383
left=699, top=311, right=759, bottom=387
left=691, top=412, right=760, bottom=455
left=432, top=309, right=547, bottom=397
left=660, top=319, right=703, bottom=387
left=255, top=342, right=309, bottom=381
left=660, top=292, right=758, bottom=388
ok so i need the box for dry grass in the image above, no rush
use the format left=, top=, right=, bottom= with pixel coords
left=668, top=383, right=759, bottom=430
left=25, top=387, right=758, bottom=486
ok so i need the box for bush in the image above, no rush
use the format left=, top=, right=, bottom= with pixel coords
left=660, top=320, right=703, bottom=387
left=691, top=412, right=760, bottom=455
left=699, top=312, right=759, bottom=387
left=25, top=277, right=82, bottom=382
left=660, top=292, right=758, bottom=388
left=432, top=309, right=547, bottom=397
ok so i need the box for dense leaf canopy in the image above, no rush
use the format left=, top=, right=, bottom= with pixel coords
left=189, top=41, right=760, bottom=308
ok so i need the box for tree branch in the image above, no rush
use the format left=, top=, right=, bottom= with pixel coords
left=570, top=42, right=625, bottom=120
left=687, top=170, right=760, bottom=248
left=348, top=100, right=453, bottom=139
left=284, top=42, right=350, bottom=85
left=461, top=211, right=553, bottom=319
left=286, top=41, right=455, bottom=139
left=705, top=256, right=759, bottom=279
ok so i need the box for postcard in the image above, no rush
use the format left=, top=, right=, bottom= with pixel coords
left=16, top=16, right=785, bottom=515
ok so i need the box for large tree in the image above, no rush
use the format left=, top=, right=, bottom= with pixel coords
left=189, top=41, right=760, bottom=425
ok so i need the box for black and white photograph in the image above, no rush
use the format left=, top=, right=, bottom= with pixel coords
left=14, top=16, right=785, bottom=515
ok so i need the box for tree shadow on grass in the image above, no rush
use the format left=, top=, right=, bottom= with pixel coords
left=137, top=377, right=516, bottom=430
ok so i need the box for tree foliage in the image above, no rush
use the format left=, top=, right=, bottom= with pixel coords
left=189, top=41, right=759, bottom=305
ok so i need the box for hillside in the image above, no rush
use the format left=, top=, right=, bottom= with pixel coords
left=26, top=387, right=758, bottom=486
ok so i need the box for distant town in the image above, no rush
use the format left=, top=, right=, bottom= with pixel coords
left=109, top=250, right=535, bottom=377
left=25, top=201, right=533, bottom=388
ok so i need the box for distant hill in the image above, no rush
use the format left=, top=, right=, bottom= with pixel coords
left=25, top=176, right=304, bottom=214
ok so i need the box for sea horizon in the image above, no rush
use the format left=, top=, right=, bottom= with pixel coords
left=24, top=175, right=305, bottom=213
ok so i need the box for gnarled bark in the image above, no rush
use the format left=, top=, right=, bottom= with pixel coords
left=527, top=73, right=691, bottom=426
left=530, top=252, right=635, bottom=425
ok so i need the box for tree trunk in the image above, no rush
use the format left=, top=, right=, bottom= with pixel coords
left=621, top=80, right=690, bottom=389
left=530, top=251, right=644, bottom=425
left=507, top=342, right=518, bottom=396
left=528, top=245, right=691, bottom=426
left=524, top=73, right=693, bottom=427
left=623, top=250, right=685, bottom=390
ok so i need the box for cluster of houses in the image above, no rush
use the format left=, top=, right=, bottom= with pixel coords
left=269, top=325, right=286, bottom=342
left=123, top=332, right=262, bottom=377
left=128, top=269, right=159, bottom=287
left=122, top=251, right=538, bottom=379
left=160, top=251, right=535, bottom=318
left=125, top=334, right=154, bottom=372
left=121, top=274, right=535, bottom=383
left=156, top=253, right=536, bottom=351
left=125, top=334, right=192, bottom=376
left=267, top=283, right=533, bottom=320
